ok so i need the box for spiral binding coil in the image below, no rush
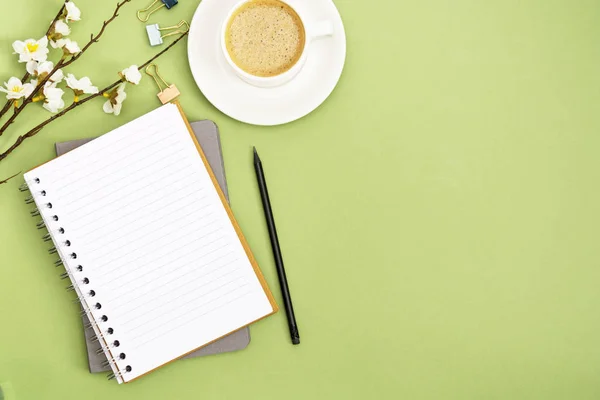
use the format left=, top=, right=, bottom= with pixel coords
left=21, top=177, right=132, bottom=382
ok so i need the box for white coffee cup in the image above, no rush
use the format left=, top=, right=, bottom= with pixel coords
left=221, top=0, right=334, bottom=88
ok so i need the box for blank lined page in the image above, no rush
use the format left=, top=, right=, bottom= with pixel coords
left=24, top=104, right=276, bottom=383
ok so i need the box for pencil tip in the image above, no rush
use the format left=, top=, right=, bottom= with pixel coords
left=253, top=146, right=260, bottom=162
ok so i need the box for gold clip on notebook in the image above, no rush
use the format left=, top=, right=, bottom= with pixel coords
left=145, top=64, right=181, bottom=104
left=23, top=103, right=278, bottom=383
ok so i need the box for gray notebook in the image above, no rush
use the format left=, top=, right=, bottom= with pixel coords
left=55, top=120, right=251, bottom=373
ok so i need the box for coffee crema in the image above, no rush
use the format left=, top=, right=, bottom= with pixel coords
left=225, top=0, right=306, bottom=77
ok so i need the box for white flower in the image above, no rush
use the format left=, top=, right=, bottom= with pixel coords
left=43, top=85, right=65, bottom=113
left=36, top=62, right=54, bottom=76
left=54, top=19, right=71, bottom=36
left=37, top=61, right=64, bottom=84
left=13, top=37, right=49, bottom=63
left=65, top=74, right=98, bottom=95
left=65, top=2, right=82, bottom=23
left=121, top=65, right=142, bottom=85
left=26, top=61, right=63, bottom=84
left=103, top=83, right=127, bottom=116
left=0, top=77, right=36, bottom=100
left=53, top=38, right=81, bottom=54
left=50, top=69, right=65, bottom=84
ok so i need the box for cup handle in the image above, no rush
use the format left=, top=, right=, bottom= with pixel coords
left=307, top=20, right=334, bottom=41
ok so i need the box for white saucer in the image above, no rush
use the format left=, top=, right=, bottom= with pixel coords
left=188, top=0, right=347, bottom=126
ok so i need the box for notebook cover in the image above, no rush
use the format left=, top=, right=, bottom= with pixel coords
left=55, top=120, right=251, bottom=374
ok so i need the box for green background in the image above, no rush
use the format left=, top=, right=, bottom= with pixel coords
left=1, top=0, right=599, bottom=398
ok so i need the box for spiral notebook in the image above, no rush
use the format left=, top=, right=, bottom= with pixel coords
left=55, top=120, right=252, bottom=373
left=23, top=103, right=278, bottom=383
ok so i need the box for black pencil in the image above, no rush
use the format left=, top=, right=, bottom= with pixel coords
left=253, top=147, right=300, bottom=345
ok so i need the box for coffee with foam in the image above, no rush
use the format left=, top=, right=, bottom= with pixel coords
left=225, top=0, right=306, bottom=77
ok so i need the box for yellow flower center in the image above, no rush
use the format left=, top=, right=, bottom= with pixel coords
left=26, top=43, right=39, bottom=53
left=11, top=86, right=22, bottom=93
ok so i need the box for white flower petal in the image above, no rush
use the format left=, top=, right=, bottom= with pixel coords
left=23, top=82, right=36, bottom=98
left=103, top=100, right=114, bottom=114
left=65, top=2, right=82, bottom=22
left=121, top=65, right=142, bottom=85
left=26, top=60, right=38, bottom=75
left=54, top=20, right=71, bottom=36
left=12, top=41, right=26, bottom=54
left=43, top=98, right=65, bottom=113
left=7, top=77, right=23, bottom=88
left=43, top=102, right=55, bottom=113
left=60, top=38, right=80, bottom=54
left=67, top=41, right=80, bottom=54
left=43, top=85, right=63, bottom=99
left=113, top=104, right=122, bottom=116
left=37, top=61, right=54, bottom=75
left=116, top=83, right=127, bottom=101
left=50, top=39, right=64, bottom=49
left=4, top=91, right=22, bottom=100
left=78, top=77, right=93, bottom=87
left=18, top=53, right=31, bottom=63
left=50, top=69, right=64, bottom=83
left=65, top=74, right=73, bottom=86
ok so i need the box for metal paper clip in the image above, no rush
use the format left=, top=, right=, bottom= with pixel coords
left=145, top=64, right=181, bottom=104
left=146, top=20, right=189, bottom=46
left=137, top=0, right=178, bottom=22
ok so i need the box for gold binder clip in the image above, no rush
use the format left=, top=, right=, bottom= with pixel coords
left=145, top=64, right=181, bottom=104
left=146, top=20, right=189, bottom=46
left=137, top=0, right=179, bottom=23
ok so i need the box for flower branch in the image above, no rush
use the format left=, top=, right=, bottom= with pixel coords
left=0, top=99, right=13, bottom=118
left=0, top=171, right=21, bottom=185
left=0, top=32, right=188, bottom=163
left=0, top=0, right=130, bottom=138
left=46, top=1, right=70, bottom=37
left=0, top=60, right=65, bottom=137
left=0, top=2, right=69, bottom=121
